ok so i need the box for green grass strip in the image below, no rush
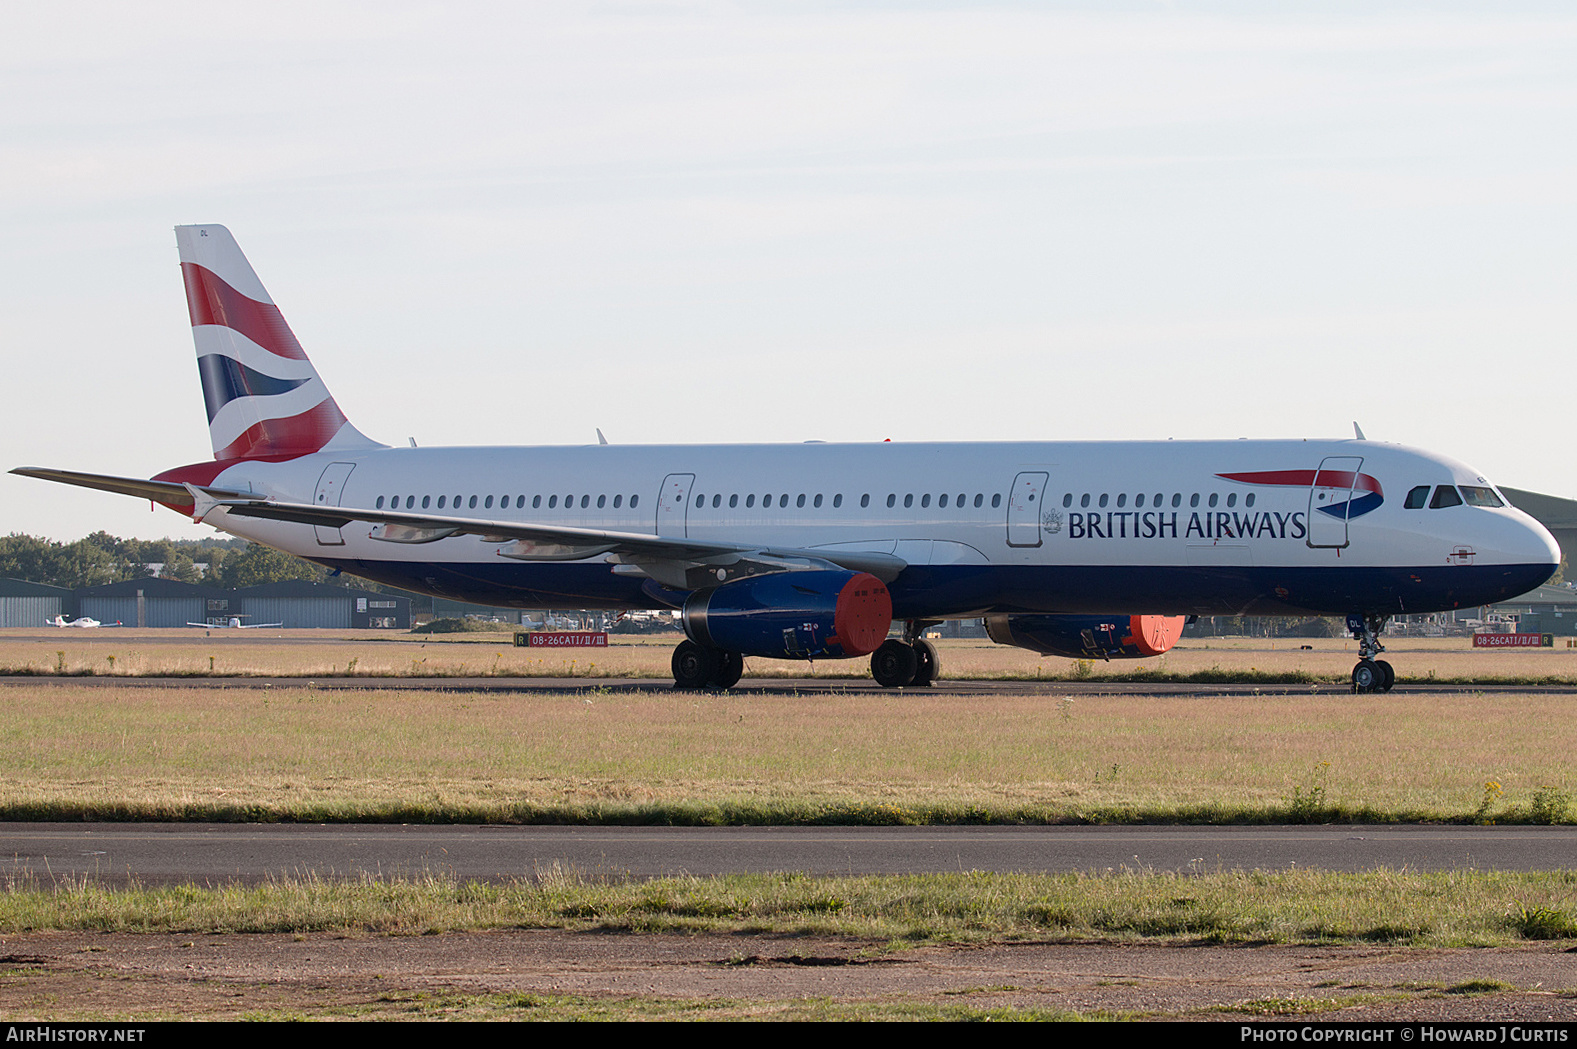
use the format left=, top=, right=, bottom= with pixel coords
left=5, top=869, right=1577, bottom=947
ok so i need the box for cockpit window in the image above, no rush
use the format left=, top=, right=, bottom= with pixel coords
left=1404, top=485, right=1430, bottom=509
left=1460, top=486, right=1504, bottom=508
left=1430, top=485, right=1464, bottom=509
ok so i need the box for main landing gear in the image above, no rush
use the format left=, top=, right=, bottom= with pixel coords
left=671, top=640, right=744, bottom=690
left=870, top=622, right=941, bottom=688
left=1347, top=613, right=1395, bottom=694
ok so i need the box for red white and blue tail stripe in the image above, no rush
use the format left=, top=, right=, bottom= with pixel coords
left=176, top=225, right=383, bottom=461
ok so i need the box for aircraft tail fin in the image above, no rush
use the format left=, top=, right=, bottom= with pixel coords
left=175, top=225, right=384, bottom=460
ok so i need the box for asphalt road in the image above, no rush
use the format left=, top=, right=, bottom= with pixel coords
left=4, top=823, right=1575, bottom=886
left=3, top=675, right=1574, bottom=696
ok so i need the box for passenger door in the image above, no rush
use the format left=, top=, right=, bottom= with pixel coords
left=656, top=473, right=695, bottom=538
left=312, top=462, right=356, bottom=546
left=1006, top=471, right=1050, bottom=548
left=1307, top=456, right=1363, bottom=549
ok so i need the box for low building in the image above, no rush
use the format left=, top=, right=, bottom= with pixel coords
left=0, top=578, right=73, bottom=627
left=234, top=581, right=411, bottom=629
left=76, top=578, right=224, bottom=628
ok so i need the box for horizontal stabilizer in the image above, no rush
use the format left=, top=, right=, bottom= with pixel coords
left=10, top=467, right=251, bottom=509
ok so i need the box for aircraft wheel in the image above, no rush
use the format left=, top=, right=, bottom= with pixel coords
left=1351, top=659, right=1380, bottom=694
left=871, top=639, right=918, bottom=688
left=712, top=651, right=744, bottom=690
left=1375, top=659, right=1395, bottom=693
left=910, top=639, right=939, bottom=687
left=672, top=640, right=721, bottom=690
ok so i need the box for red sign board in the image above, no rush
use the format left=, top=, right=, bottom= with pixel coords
left=524, top=631, right=608, bottom=648
left=1472, top=633, right=1546, bottom=648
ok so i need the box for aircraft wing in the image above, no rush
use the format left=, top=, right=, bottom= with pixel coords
left=217, top=495, right=908, bottom=587
left=13, top=467, right=907, bottom=589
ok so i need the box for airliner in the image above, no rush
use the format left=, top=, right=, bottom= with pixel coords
left=13, top=226, right=1561, bottom=692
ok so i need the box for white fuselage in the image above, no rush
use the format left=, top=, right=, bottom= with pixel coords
left=192, top=437, right=1559, bottom=619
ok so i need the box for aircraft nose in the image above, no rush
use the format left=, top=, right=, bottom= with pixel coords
left=1506, top=510, right=1562, bottom=574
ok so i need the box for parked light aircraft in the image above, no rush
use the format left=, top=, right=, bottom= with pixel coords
left=13, top=226, right=1562, bottom=692
left=47, top=615, right=118, bottom=628
left=186, top=617, right=284, bottom=629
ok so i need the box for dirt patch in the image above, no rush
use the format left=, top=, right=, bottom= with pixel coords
left=2, top=930, right=1575, bottom=1020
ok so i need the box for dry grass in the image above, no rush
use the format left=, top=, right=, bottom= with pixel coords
left=0, top=681, right=1569, bottom=823
left=4, top=867, right=1577, bottom=948
left=3, top=630, right=1577, bottom=684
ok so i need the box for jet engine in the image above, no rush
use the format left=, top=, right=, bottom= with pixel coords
left=984, top=614, right=1186, bottom=660
left=682, top=570, right=891, bottom=660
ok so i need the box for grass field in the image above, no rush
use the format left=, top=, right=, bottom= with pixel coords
left=0, top=680, right=1569, bottom=823
left=5, top=867, right=1576, bottom=947
left=4, top=630, right=1577, bottom=684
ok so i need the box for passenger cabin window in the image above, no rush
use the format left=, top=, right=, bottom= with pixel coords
left=1430, top=485, right=1464, bottom=509
left=1405, top=485, right=1429, bottom=509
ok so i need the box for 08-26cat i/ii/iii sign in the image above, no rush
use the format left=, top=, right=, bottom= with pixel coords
left=1473, top=632, right=1550, bottom=648
left=516, top=631, right=608, bottom=648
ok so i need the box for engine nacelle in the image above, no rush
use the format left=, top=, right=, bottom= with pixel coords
left=984, top=613, right=1186, bottom=660
left=682, top=570, right=891, bottom=660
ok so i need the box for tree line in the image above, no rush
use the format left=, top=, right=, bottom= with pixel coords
left=0, top=532, right=375, bottom=591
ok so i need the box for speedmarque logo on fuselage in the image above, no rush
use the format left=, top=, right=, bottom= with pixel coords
left=1059, top=468, right=1384, bottom=541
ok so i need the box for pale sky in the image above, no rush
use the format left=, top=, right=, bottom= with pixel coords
left=4, top=1, right=1576, bottom=541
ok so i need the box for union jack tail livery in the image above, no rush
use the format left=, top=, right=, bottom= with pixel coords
left=176, top=225, right=383, bottom=461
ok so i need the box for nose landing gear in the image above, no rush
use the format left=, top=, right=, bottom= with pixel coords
left=1347, top=613, right=1395, bottom=693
